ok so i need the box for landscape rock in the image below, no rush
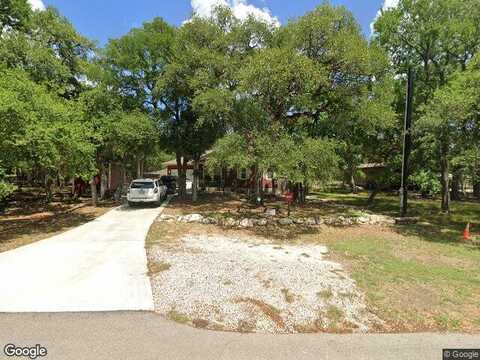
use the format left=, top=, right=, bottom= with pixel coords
left=357, top=216, right=370, bottom=224
left=278, top=218, right=293, bottom=226
left=157, top=214, right=176, bottom=222
left=239, top=218, right=255, bottom=228
left=223, top=218, right=239, bottom=227
left=202, top=217, right=217, bottom=225
left=166, top=211, right=395, bottom=228
left=182, top=214, right=204, bottom=223
left=264, top=208, right=277, bottom=217
left=324, top=217, right=335, bottom=225
left=256, top=219, right=268, bottom=226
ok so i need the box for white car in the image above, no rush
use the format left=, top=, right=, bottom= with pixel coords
left=127, top=179, right=167, bottom=207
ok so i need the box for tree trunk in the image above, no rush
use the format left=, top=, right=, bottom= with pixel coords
left=176, top=153, right=187, bottom=199
left=474, top=180, right=480, bottom=199
left=91, top=176, right=98, bottom=207
left=137, top=158, right=144, bottom=179
left=100, top=163, right=108, bottom=200
left=253, top=166, right=263, bottom=205
left=349, top=171, right=357, bottom=194
left=451, top=170, right=461, bottom=201
left=44, top=174, right=53, bottom=203
left=367, top=182, right=379, bottom=207
left=192, top=158, right=200, bottom=203
left=440, top=145, right=450, bottom=213
left=347, top=161, right=357, bottom=194
left=122, top=164, right=128, bottom=189
left=71, top=178, right=76, bottom=198
left=298, top=183, right=306, bottom=204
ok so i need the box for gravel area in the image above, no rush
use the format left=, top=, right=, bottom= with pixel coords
left=148, top=233, right=382, bottom=334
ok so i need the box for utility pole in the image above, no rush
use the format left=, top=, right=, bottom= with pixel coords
left=400, top=67, right=414, bottom=217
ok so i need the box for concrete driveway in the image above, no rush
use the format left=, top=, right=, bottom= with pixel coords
left=0, top=201, right=168, bottom=312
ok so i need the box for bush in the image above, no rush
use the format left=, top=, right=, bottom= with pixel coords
left=0, top=168, right=16, bottom=212
left=411, top=170, right=441, bottom=197
left=0, top=181, right=15, bottom=200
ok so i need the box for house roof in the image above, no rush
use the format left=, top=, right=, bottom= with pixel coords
left=161, top=150, right=213, bottom=169
left=358, top=162, right=386, bottom=169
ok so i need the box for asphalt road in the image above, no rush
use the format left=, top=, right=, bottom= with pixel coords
left=0, top=201, right=170, bottom=312
left=0, top=312, right=478, bottom=360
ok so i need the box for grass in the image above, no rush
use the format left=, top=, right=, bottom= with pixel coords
left=281, top=288, right=295, bottom=303
left=312, top=189, right=479, bottom=244
left=167, top=310, right=190, bottom=324
left=326, top=305, right=344, bottom=324
left=320, top=227, right=480, bottom=332
left=435, top=314, right=462, bottom=330
left=317, top=289, right=333, bottom=300
left=269, top=190, right=480, bottom=332
left=148, top=261, right=171, bottom=276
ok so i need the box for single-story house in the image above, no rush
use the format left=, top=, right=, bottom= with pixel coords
left=158, top=153, right=286, bottom=195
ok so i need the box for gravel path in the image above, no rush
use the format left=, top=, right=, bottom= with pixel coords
left=148, top=233, right=381, bottom=333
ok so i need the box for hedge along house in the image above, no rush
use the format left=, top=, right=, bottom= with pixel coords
left=160, top=152, right=286, bottom=195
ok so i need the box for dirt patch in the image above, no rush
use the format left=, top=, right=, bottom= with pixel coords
left=0, top=199, right=116, bottom=253
left=234, top=297, right=286, bottom=329
left=164, top=193, right=362, bottom=222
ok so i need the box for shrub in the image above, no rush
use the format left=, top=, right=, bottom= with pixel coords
left=411, top=170, right=441, bottom=197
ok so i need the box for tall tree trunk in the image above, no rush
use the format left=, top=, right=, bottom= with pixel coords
left=91, top=176, right=98, bottom=207
left=44, top=174, right=53, bottom=203
left=253, top=166, right=263, bottom=205
left=192, top=157, right=200, bottom=203
left=122, top=164, right=127, bottom=190
left=474, top=167, right=480, bottom=199
left=71, top=178, right=76, bottom=199
left=100, top=163, right=108, bottom=200
left=137, top=158, right=144, bottom=179
left=298, top=183, right=306, bottom=204
left=440, top=144, right=450, bottom=213
left=367, top=182, right=379, bottom=207
left=348, top=170, right=357, bottom=194
left=451, top=169, right=461, bottom=201
left=176, top=153, right=187, bottom=199
left=474, top=180, right=480, bottom=199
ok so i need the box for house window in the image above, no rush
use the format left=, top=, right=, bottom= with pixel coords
left=238, top=168, right=249, bottom=180
left=265, top=170, right=275, bottom=181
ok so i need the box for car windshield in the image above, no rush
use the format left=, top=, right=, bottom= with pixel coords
left=130, top=181, right=154, bottom=189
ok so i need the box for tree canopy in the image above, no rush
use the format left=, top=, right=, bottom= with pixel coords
left=1, top=0, right=479, bottom=213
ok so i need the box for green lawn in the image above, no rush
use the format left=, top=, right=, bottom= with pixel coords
left=306, top=190, right=480, bottom=332
left=313, top=190, right=480, bottom=243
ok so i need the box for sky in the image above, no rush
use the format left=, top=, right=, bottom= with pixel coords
left=32, top=0, right=397, bottom=47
